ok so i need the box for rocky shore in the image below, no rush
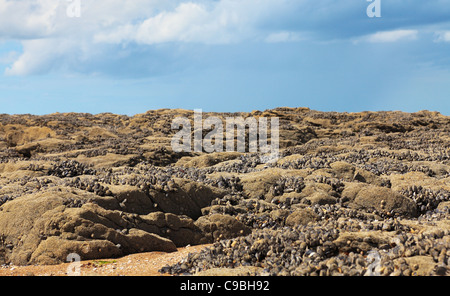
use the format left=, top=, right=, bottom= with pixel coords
left=0, top=107, right=449, bottom=276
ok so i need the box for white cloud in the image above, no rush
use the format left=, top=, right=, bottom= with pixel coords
left=265, top=31, right=302, bottom=43
left=365, top=30, right=418, bottom=43
left=137, top=2, right=213, bottom=43
left=4, top=37, right=97, bottom=76
left=95, top=1, right=262, bottom=45
left=0, top=50, right=20, bottom=64
left=0, top=0, right=448, bottom=77
left=96, top=2, right=216, bottom=44
left=0, top=0, right=62, bottom=38
left=5, top=39, right=71, bottom=76
left=434, top=31, right=450, bottom=42
left=2, top=0, right=279, bottom=75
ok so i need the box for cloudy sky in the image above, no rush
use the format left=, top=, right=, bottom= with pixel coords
left=0, top=0, right=450, bottom=115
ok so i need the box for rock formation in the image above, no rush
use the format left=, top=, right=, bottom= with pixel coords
left=0, top=108, right=449, bottom=275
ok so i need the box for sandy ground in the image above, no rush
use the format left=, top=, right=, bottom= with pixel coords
left=0, top=244, right=211, bottom=276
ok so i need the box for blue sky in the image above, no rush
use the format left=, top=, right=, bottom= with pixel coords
left=0, top=0, right=450, bottom=115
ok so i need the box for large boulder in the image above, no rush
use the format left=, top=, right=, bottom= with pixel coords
left=101, top=185, right=154, bottom=215
left=285, top=208, right=318, bottom=226
left=352, top=185, right=417, bottom=217
left=240, top=168, right=284, bottom=199
left=0, top=187, right=201, bottom=265
left=97, top=178, right=227, bottom=219
left=149, top=178, right=227, bottom=219
left=329, top=161, right=385, bottom=186
left=29, top=237, right=122, bottom=266
left=0, top=190, right=66, bottom=265
left=137, top=212, right=204, bottom=247
left=195, top=214, right=251, bottom=244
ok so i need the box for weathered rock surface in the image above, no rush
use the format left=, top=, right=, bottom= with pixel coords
left=195, top=214, right=251, bottom=244
left=0, top=108, right=449, bottom=276
left=352, top=185, right=418, bottom=217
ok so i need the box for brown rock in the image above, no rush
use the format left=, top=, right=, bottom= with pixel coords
left=195, top=214, right=251, bottom=244
left=150, top=178, right=227, bottom=219
left=353, top=185, right=417, bottom=217
left=285, top=208, right=318, bottom=226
